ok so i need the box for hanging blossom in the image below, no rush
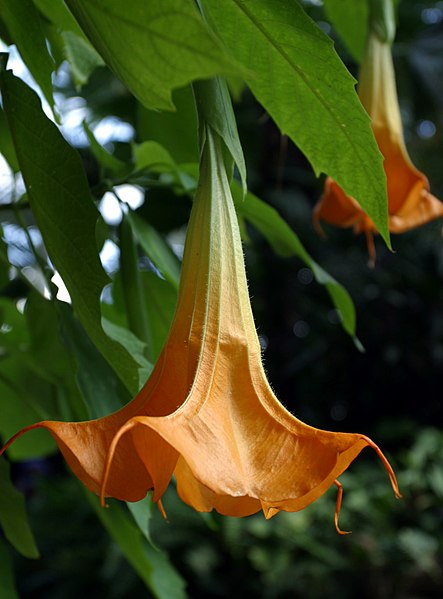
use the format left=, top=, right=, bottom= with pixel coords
left=314, top=28, right=443, bottom=264
left=1, top=125, right=400, bottom=532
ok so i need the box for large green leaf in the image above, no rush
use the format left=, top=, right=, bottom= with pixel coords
left=85, top=492, right=186, bottom=599
left=0, top=70, right=140, bottom=394
left=0, top=0, right=55, bottom=112
left=323, top=0, right=368, bottom=63
left=232, top=184, right=360, bottom=345
left=0, top=458, right=39, bottom=559
left=64, top=0, right=239, bottom=111
left=202, top=0, right=390, bottom=245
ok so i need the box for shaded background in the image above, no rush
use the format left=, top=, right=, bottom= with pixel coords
left=2, top=1, right=443, bottom=597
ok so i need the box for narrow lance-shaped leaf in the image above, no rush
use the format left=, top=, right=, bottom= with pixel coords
left=64, top=0, right=240, bottom=110
left=202, top=0, right=390, bottom=245
left=231, top=184, right=360, bottom=345
left=84, top=491, right=186, bottom=599
left=0, top=458, right=39, bottom=559
left=0, top=68, right=140, bottom=394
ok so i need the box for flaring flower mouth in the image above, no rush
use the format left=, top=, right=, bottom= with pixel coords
left=313, top=31, right=443, bottom=264
left=0, top=125, right=401, bottom=533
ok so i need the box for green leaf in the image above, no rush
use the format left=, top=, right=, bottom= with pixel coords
left=193, top=77, right=247, bottom=194
left=58, top=302, right=130, bottom=419
left=0, top=541, right=19, bottom=599
left=62, top=31, right=104, bottom=88
left=0, top=0, right=55, bottom=113
left=0, top=373, right=56, bottom=460
left=141, top=271, right=177, bottom=362
left=128, top=210, right=181, bottom=289
left=85, top=492, right=186, bottom=599
left=203, top=0, right=390, bottom=245
left=323, top=0, right=369, bottom=63
left=232, top=184, right=360, bottom=345
left=0, top=70, right=140, bottom=394
left=137, top=86, right=198, bottom=164
left=0, top=108, right=19, bottom=172
left=24, top=292, right=88, bottom=420
left=119, top=213, right=151, bottom=347
left=102, top=318, right=153, bottom=389
left=83, top=120, right=127, bottom=174
left=32, top=0, right=86, bottom=37
left=0, top=457, right=39, bottom=559
left=64, top=0, right=240, bottom=111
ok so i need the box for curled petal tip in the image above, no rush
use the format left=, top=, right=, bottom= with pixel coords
left=157, top=499, right=169, bottom=522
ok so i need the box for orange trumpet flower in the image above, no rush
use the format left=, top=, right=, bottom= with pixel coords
left=1, top=126, right=400, bottom=532
left=314, top=30, right=443, bottom=263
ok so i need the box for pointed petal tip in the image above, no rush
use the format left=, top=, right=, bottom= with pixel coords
left=361, top=435, right=402, bottom=500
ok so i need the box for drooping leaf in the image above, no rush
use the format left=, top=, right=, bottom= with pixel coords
left=127, top=211, right=181, bottom=290
left=0, top=70, right=140, bottom=394
left=0, top=457, right=39, bottom=559
left=231, top=184, right=360, bottom=345
left=83, top=120, right=128, bottom=174
left=0, top=540, right=19, bottom=599
left=57, top=302, right=130, bottom=419
left=0, top=0, right=55, bottom=113
left=64, top=0, right=240, bottom=110
left=202, top=0, right=390, bottom=245
left=323, top=0, right=369, bottom=63
left=85, top=492, right=186, bottom=599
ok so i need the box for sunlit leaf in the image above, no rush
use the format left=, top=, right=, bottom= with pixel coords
left=0, top=458, right=39, bottom=559
left=0, top=70, right=140, bottom=393
left=65, top=0, right=240, bottom=110
left=62, top=32, right=104, bottom=87
left=0, top=0, right=55, bottom=112
left=202, top=0, right=390, bottom=245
